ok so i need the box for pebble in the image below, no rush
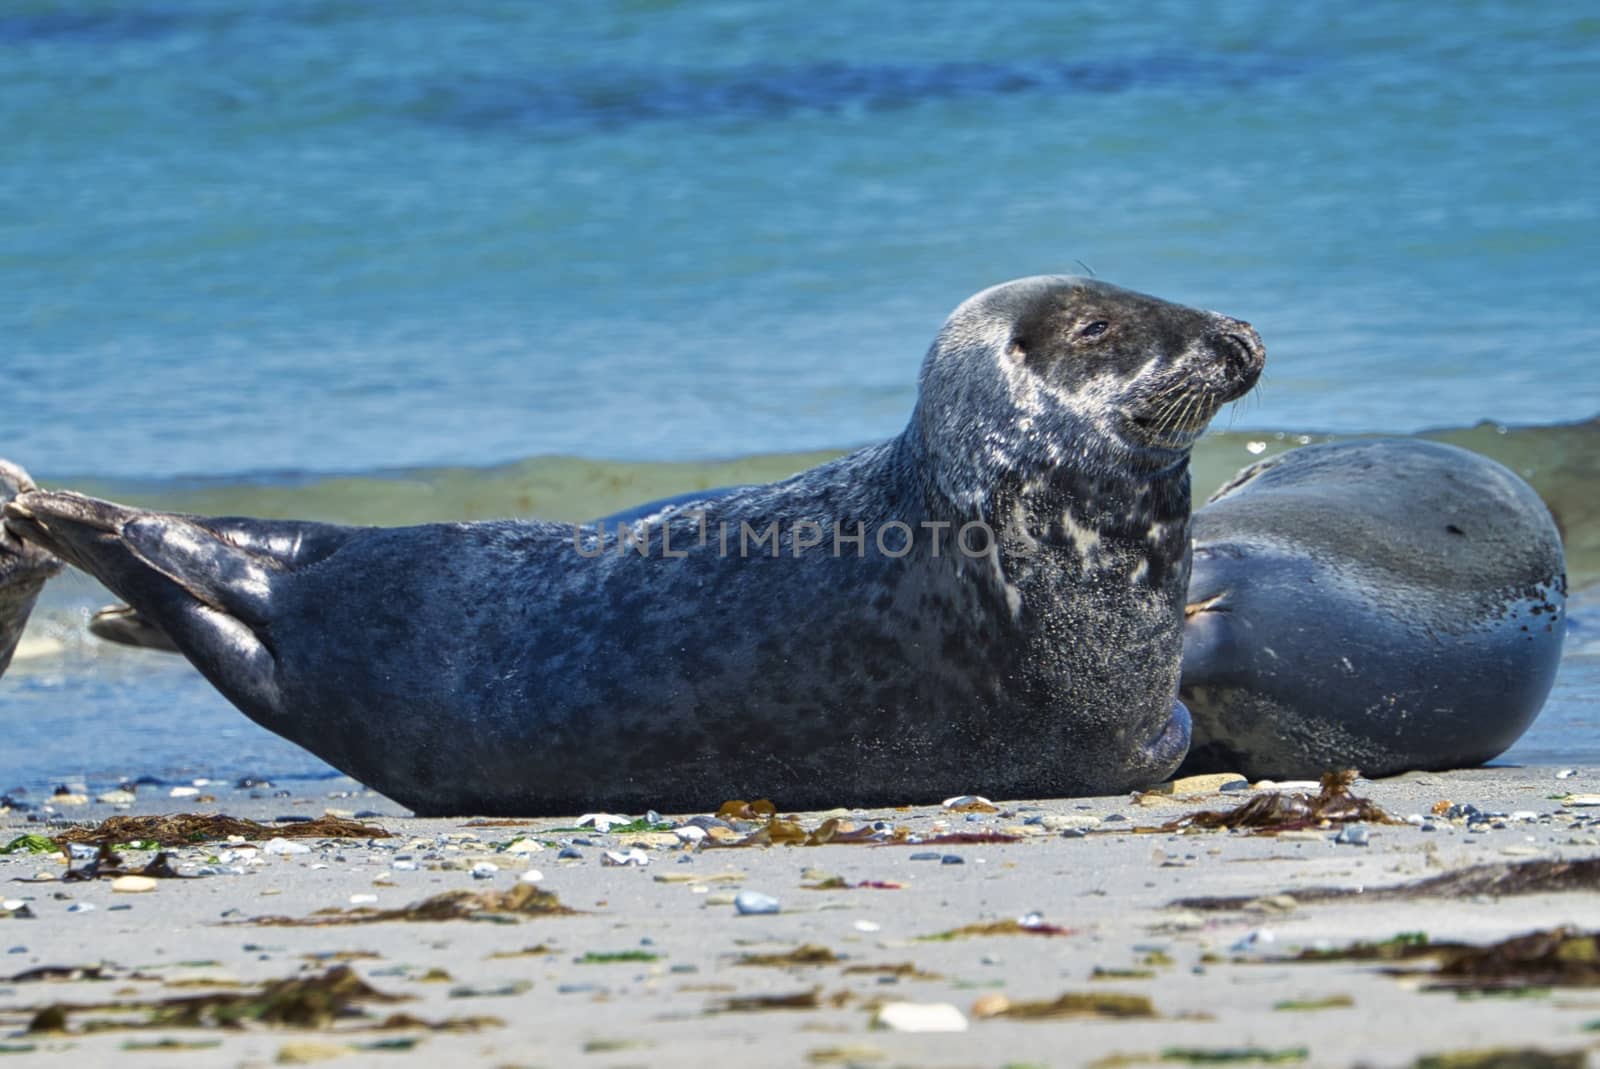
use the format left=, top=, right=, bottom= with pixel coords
left=1169, top=772, right=1249, bottom=794
left=576, top=813, right=632, bottom=832
left=518, top=869, right=545, bottom=884
left=733, top=891, right=781, bottom=915
left=110, top=875, right=158, bottom=893
left=1102, top=813, right=1127, bottom=823
left=673, top=825, right=707, bottom=844
left=853, top=920, right=881, bottom=932
left=169, top=786, right=200, bottom=798
left=941, top=795, right=994, bottom=810
left=557, top=846, right=583, bottom=860
left=95, top=790, right=136, bottom=806
left=1038, top=813, right=1101, bottom=832
left=1556, top=769, right=1578, bottom=779
left=262, top=838, right=312, bottom=856
left=1565, top=794, right=1600, bottom=807
left=66, top=903, right=95, bottom=913
left=908, top=851, right=941, bottom=861
left=504, top=838, right=542, bottom=854
left=1334, top=825, right=1370, bottom=846
left=1229, top=928, right=1275, bottom=953
left=940, top=855, right=965, bottom=865
left=470, top=862, right=500, bottom=879
left=349, top=894, right=378, bottom=905
left=601, top=849, right=649, bottom=868
left=392, top=859, right=418, bottom=871
left=875, top=1001, right=968, bottom=1033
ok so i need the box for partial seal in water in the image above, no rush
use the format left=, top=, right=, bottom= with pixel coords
left=0, top=460, right=62, bottom=677
left=1178, top=438, right=1566, bottom=780
left=7, top=276, right=1263, bottom=815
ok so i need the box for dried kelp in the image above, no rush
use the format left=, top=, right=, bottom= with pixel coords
left=253, top=883, right=572, bottom=926
left=736, top=945, right=840, bottom=967
left=52, top=813, right=390, bottom=847
left=1174, top=857, right=1600, bottom=911
left=24, top=965, right=405, bottom=1033
left=919, top=918, right=1073, bottom=941
left=972, top=991, right=1155, bottom=1019
left=1160, top=771, right=1396, bottom=833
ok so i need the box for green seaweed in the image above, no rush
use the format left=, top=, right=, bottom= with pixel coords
left=1161, top=1048, right=1308, bottom=1064
left=0, top=834, right=59, bottom=855
left=578, top=950, right=660, bottom=964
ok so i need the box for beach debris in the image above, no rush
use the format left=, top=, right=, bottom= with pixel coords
left=601, top=848, right=649, bottom=867
left=24, top=965, right=406, bottom=1033
left=0, top=835, right=59, bottom=855
left=1173, top=856, right=1600, bottom=911
left=1563, top=794, right=1600, bottom=807
left=841, top=961, right=941, bottom=980
left=578, top=950, right=659, bottom=964
left=253, top=882, right=573, bottom=926
left=734, top=890, right=781, bottom=915
left=1157, top=771, right=1397, bottom=833
left=919, top=914, right=1073, bottom=941
left=873, top=1000, right=968, bottom=1032
left=971, top=991, right=1155, bottom=1020
left=1272, top=994, right=1353, bottom=1011
left=1291, top=927, right=1600, bottom=992
left=1412, top=1051, right=1585, bottom=1069
left=1333, top=824, right=1370, bottom=846
left=1160, top=1047, right=1308, bottom=1064
left=264, top=838, right=313, bottom=856
left=95, top=789, right=137, bottom=806
left=735, top=944, right=840, bottom=967
left=50, top=813, right=390, bottom=847
left=942, top=795, right=998, bottom=813
left=448, top=980, right=530, bottom=998
left=807, top=1045, right=889, bottom=1064
left=712, top=987, right=825, bottom=1013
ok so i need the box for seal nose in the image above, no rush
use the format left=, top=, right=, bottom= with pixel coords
left=1205, top=321, right=1265, bottom=401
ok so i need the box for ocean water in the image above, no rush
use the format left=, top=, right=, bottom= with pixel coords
left=1, top=1, right=1596, bottom=796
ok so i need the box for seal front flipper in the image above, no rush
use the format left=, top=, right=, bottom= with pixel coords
left=89, top=604, right=180, bottom=653
left=3, top=490, right=346, bottom=721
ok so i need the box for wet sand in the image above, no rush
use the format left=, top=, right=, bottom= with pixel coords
left=1, top=767, right=1597, bottom=1068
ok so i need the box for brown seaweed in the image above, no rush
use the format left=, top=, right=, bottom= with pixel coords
left=52, top=813, right=390, bottom=847
left=252, top=883, right=572, bottom=926
left=971, top=991, right=1155, bottom=1020
left=1159, top=770, right=1397, bottom=833
left=1173, top=857, right=1600, bottom=911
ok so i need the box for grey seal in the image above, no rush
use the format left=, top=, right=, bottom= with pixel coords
left=6, top=276, right=1263, bottom=815
left=1178, top=438, right=1567, bottom=780
left=0, top=461, right=62, bottom=676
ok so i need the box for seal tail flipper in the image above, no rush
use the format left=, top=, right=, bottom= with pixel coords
left=89, top=604, right=181, bottom=653
left=4, top=490, right=284, bottom=714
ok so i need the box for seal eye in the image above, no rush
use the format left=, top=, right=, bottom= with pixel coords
left=1078, top=320, right=1110, bottom=339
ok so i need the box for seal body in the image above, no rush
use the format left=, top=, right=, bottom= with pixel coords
left=8, top=277, right=1263, bottom=815
left=1178, top=438, right=1566, bottom=780
left=0, top=461, right=62, bottom=677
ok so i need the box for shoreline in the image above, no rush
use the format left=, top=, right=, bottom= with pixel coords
left=3, top=766, right=1598, bottom=1067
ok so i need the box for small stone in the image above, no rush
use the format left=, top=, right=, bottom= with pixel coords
left=169, top=786, right=200, bottom=798
left=1334, top=825, right=1370, bottom=846
left=1102, top=813, right=1127, bottom=823
left=392, top=859, right=417, bottom=871
left=673, top=825, right=707, bottom=844
left=601, top=849, right=649, bottom=868
left=941, top=795, right=996, bottom=812
left=853, top=920, right=880, bottom=932
left=262, top=838, right=312, bottom=855
left=276, top=1040, right=350, bottom=1063
left=576, top=812, right=632, bottom=832
left=1564, top=794, right=1600, bottom=807
left=874, top=1000, right=968, bottom=1033
left=940, top=855, right=964, bottom=865
left=557, top=846, right=583, bottom=860
left=908, top=851, right=941, bottom=861
left=348, top=894, right=378, bottom=905
left=518, top=869, right=545, bottom=884
left=1229, top=928, right=1274, bottom=952
left=1556, top=769, right=1578, bottom=779
left=1060, top=828, right=1088, bottom=839
left=95, top=790, right=136, bottom=806
left=66, top=902, right=95, bottom=913
left=110, top=875, right=158, bottom=893
left=504, top=837, right=543, bottom=854
left=733, top=890, right=781, bottom=915
left=471, top=862, right=500, bottom=879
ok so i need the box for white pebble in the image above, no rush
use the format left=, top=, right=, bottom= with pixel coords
left=576, top=812, right=633, bottom=832
left=471, top=862, right=500, bottom=879
left=169, top=786, right=200, bottom=798
left=1564, top=794, right=1600, bottom=807
left=673, top=826, right=707, bottom=844
left=66, top=903, right=95, bottom=913
left=110, top=875, right=158, bottom=893
left=518, top=869, right=545, bottom=884
left=349, top=894, right=378, bottom=905
left=853, top=920, right=881, bottom=932
left=601, top=848, right=650, bottom=868
left=875, top=1001, right=968, bottom=1033
left=95, top=790, right=136, bottom=806
left=262, top=838, right=311, bottom=855
left=504, top=837, right=543, bottom=854
left=733, top=890, right=780, bottom=915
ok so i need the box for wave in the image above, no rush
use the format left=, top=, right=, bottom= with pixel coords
left=43, top=416, right=1600, bottom=590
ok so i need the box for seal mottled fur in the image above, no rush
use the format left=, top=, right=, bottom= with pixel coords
left=0, top=461, right=62, bottom=676
left=6, top=277, right=1263, bottom=815
left=1179, top=438, right=1566, bottom=780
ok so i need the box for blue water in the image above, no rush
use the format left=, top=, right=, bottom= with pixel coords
left=4, top=1, right=1597, bottom=480
left=1, top=1, right=1597, bottom=797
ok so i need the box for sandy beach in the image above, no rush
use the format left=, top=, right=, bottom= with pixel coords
left=1, top=767, right=1596, bottom=1068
